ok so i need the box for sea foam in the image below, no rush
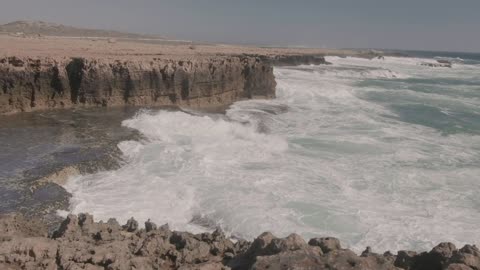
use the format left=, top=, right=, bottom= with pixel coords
left=64, top=56, right=480, bottom=252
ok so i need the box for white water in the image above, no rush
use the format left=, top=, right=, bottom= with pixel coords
left=64, top=56, right=480, bottom=252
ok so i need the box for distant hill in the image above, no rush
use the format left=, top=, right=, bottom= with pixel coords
left=0, top=20, right=164, bottom=39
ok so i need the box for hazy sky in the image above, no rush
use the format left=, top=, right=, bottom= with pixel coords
left=1, top=0, right=479, bottom=52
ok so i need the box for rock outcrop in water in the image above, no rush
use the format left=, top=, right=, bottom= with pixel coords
left=1, top=214, right=479, bottom=270
left=242, top=54, right=332, bottom=66
left=0, top=55, right=276, bottom=114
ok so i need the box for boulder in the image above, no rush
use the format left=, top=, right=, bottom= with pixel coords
left=145, top=219, right=157, bottom=232
left=123, top=217, right=139, bottom=232
left=395, top=250, right=417, bottom=269
left=170, top=232, right=212, bottom=264
left=449, top=245, right=480, bottom=269
left=308, top=237, right=342, bottom=253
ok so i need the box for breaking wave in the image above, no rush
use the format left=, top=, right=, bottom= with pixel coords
left=64, top=56, right=480, bottom=252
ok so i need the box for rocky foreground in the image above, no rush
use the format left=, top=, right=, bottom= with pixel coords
left=0, top=214, right=478, bottom=270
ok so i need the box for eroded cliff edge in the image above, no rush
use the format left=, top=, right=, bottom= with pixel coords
left=0, top=56, right=276, bottom=114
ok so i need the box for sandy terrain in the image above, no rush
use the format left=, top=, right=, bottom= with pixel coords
left=0, top=34, right=358, bottom=61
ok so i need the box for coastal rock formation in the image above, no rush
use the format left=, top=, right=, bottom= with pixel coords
left=1, top=214, right=479, bottom=270
left=267, top=54, right=332, bottom=66
left=243, top=54, right=332, bottom=66
left=0, top=55, right=276, bottom=114
left=420, top=61, right=453, bottom=68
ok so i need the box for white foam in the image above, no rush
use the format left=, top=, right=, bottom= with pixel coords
left=64, top=56, right=480, bottom=253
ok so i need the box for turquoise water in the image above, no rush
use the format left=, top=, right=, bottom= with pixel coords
left=64, top=54, right=480, bottom=252
left=357, top=76, right=480, bottom=135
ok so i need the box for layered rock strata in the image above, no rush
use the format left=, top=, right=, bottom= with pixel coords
left=0, top=56, right=276, bottom=114
left=1, top=214, right=478, bottom=270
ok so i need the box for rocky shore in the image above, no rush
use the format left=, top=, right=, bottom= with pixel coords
left=0, top=214, right=478, bottom=270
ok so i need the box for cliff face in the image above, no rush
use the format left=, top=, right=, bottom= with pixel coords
left=0, top=56, right=276, bottom=114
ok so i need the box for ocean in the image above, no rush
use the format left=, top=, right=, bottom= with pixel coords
left=16, top=52, right=480, bottom=252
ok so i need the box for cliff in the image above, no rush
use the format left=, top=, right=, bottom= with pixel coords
left=0, top=34, right=366, bottom=114
left=0, top=55, right=276, bottom=114
left=1, top=213, right=478, bottom=270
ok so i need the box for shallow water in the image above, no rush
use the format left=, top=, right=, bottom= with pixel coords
left=61, top=54, right=480, bottom=252
left=0, top=108, right=139, bottom=215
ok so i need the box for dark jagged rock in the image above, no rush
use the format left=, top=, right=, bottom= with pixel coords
left=450, top=245, right=480, bottom=269
left=268, top=54, right=332, bottom=66
left=308, top=237, right=341, bottom=253
left=1, top=213, right=479, bottom=270
left=421, top=62, right=452, bottom=68
left=145, top=219, right=157, bottom=232
left=244, top=53, right=332, bottom=66
left=123, top=217, right=139, bottom=232
left=395, top=250, right=418, bottom=269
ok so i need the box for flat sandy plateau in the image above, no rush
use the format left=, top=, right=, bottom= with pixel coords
left=0, top=34, right=358, bottom=60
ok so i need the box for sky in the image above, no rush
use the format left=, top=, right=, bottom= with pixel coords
left=1, top=0, right=479, bottom=52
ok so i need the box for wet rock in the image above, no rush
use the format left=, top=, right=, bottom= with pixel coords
left=407, top=243, right=458, bottom=270
left=323, top=249, right=361, bottom=269
left=267, top=54, right=332, bottom=66
left=78, top=213, right=94, bottom=227
left=7, top=57, right=24, bottom=67
left=308, top=237, right=341, bottom=253
left=224, top=252, right=235, bottom=260
left=107, top=218, right=121, bottom=227
left=159, top=223, right=170, bottom=231
left=395, top=250, right=417, bottom=269
left=361, top=246, right=373, bottom=257
left=449, top=245, right=480, bottom=269
left=123, top=217, right=139, bottom=232
left=268, top=233, right=309, bottom=254
left=209, top=230, right=235, bottom=257
left=230, top=233, right=315, bottom=270
left=170, top=232, right=212, bottom=264
left=421, top=62, right=452, bottom=68
left=52, top=214, right=81, bottom=239
left=248, top=232, right=276, bottom=255
left=134, top=231, right=174, bottom=258
left=431, top=242, right=457, bottom=259
left=360, top=250, right=397, bottom=270
left=233, top=239, right=250, bottom=254
left=145, top=219, right=157, bottom=232
left=446, top=264, right=473, bottom=270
